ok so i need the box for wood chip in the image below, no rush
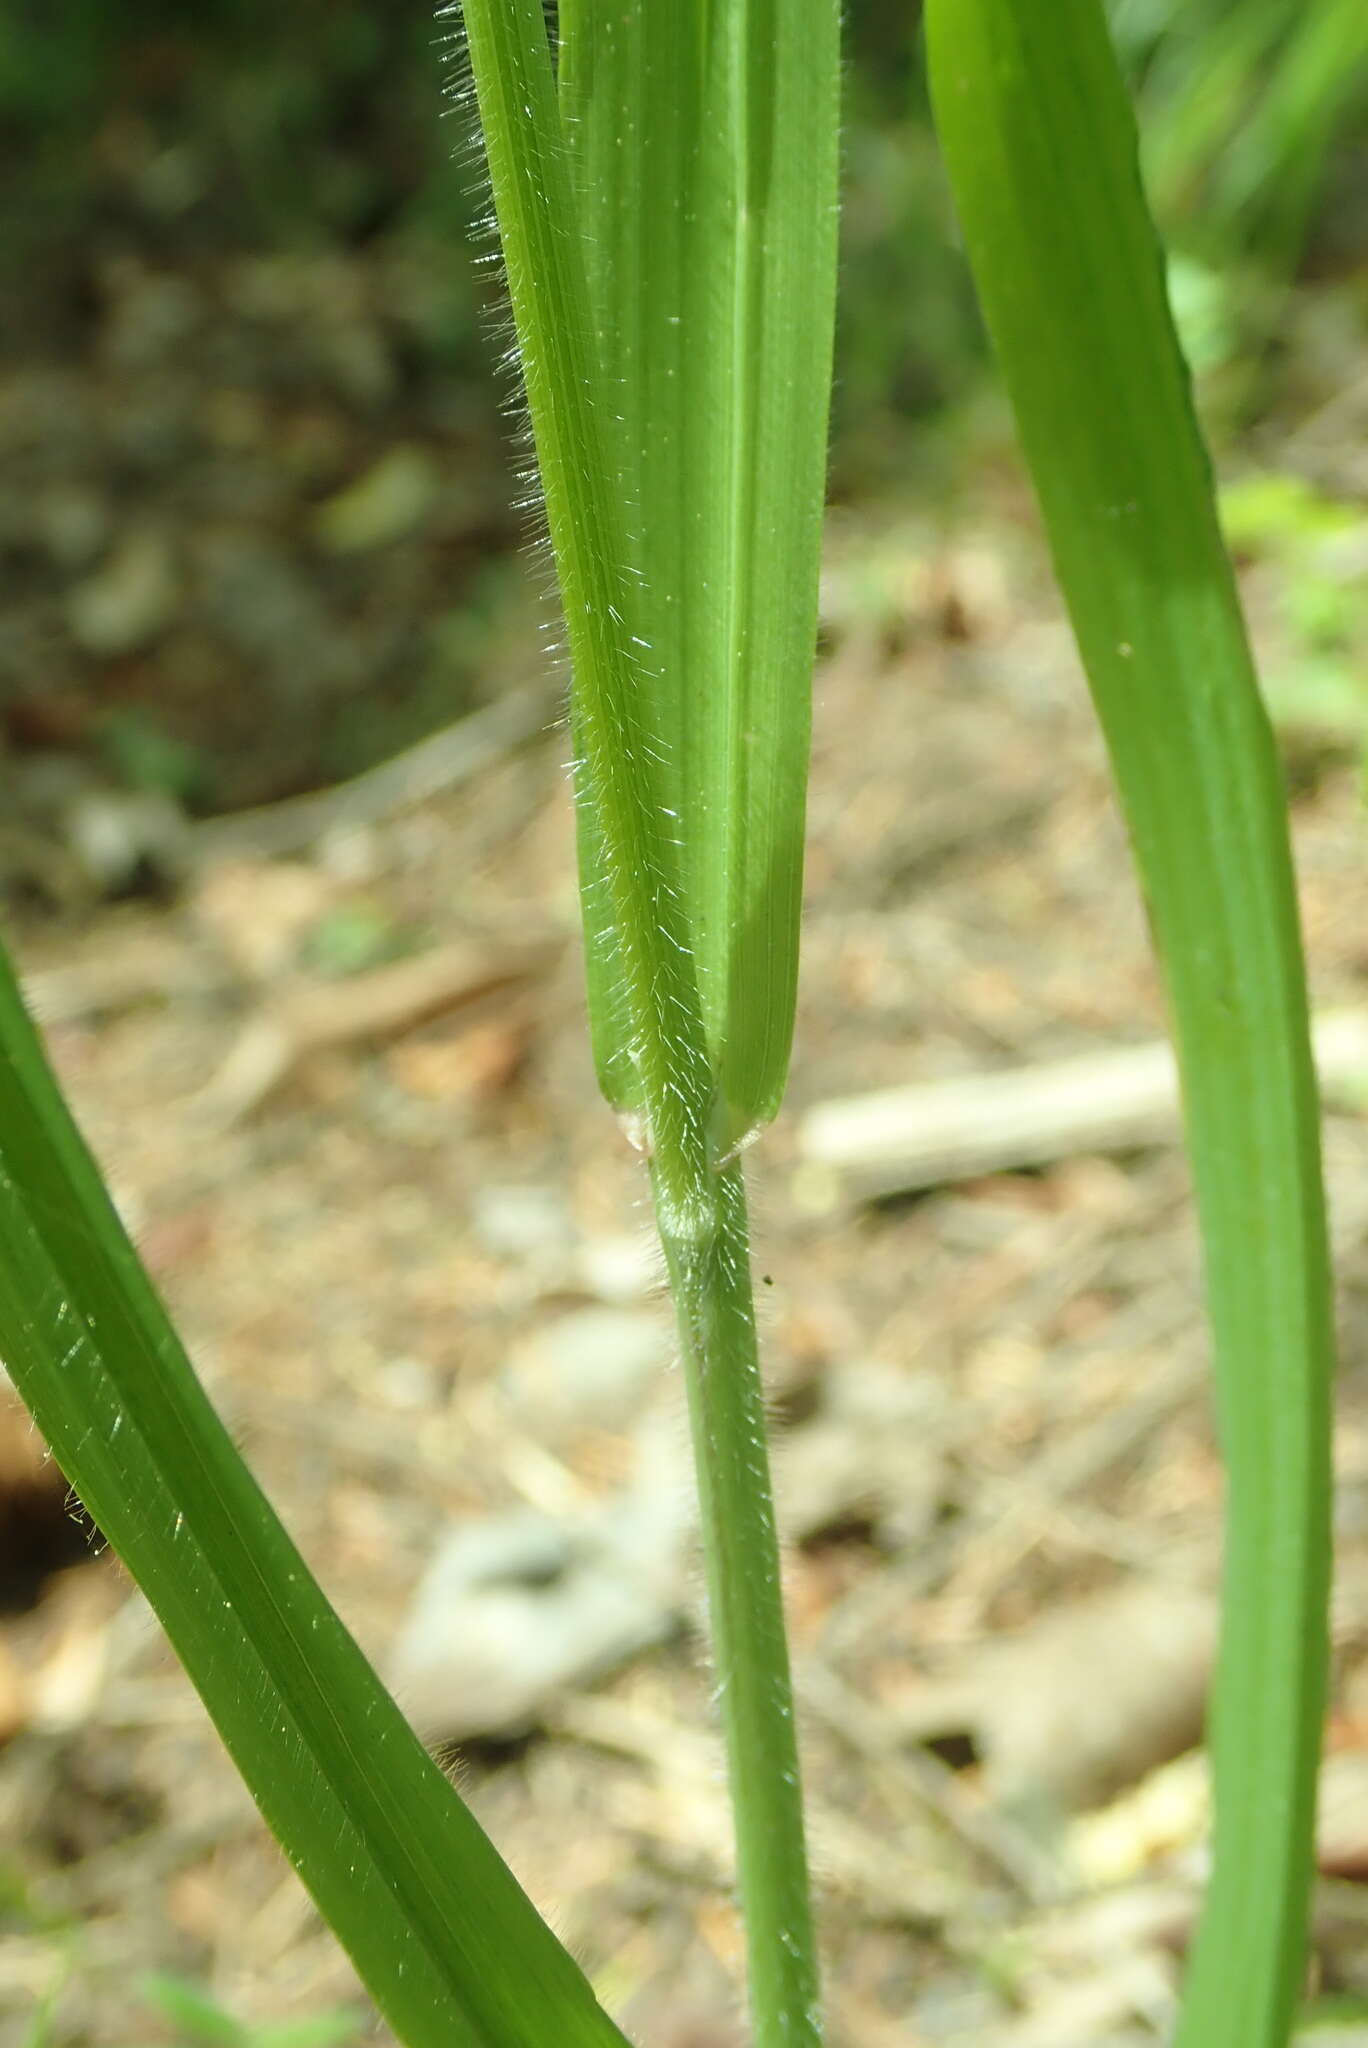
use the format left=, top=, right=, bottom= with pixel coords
left=797, top=1009, right=1368, bottom=1203
left=194, top=939, right=555, bottom=1125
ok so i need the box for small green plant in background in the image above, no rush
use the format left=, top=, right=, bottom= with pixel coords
left=19, top=1962, right=71, bottom=2048
left=134, top=1973, right=361, bottom=2048
left=1111, top=0, right=1368, bottom=273
left=0, top=5, right=1339, bottom=2048
left=1220, top=471, right=1368, bottom=776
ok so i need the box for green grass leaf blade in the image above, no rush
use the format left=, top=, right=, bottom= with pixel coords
left=924, top=5, right=1335, bottom=2044
left=559, top=0, right=839, bottom=1146
left=0, top=943, right=631, bottom=2048
left=138, top=1977, right=247, bottom=2046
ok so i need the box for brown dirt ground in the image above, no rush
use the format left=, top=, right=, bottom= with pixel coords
left=1, top=475, right=1366, bottom=2048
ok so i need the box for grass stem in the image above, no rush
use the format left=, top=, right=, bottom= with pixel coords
left=655, top=1160, right=821, bottom=2048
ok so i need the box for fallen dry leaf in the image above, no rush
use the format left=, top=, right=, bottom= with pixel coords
left=387, top=1016, right=531, bottom=1101
left=895, top=1576, right=1218, bottom=1814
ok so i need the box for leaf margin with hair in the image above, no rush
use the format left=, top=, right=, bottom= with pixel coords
left=456, top=0, right=715, bottom=1222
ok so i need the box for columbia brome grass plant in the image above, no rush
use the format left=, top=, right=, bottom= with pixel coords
left=0, top=3, right=1336, bottom=2045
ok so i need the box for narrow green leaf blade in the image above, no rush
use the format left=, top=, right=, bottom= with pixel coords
left=458, top=0, right=715, bottom=1221
left=559, top=0, right=840, bottom=1147
left=925, top=6, right=1335, bottom=2045
left=0, top=942, right=630, bottom=2048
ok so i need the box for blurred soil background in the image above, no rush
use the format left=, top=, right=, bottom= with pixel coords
left=0, top=3, right=1366, bottom=2044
